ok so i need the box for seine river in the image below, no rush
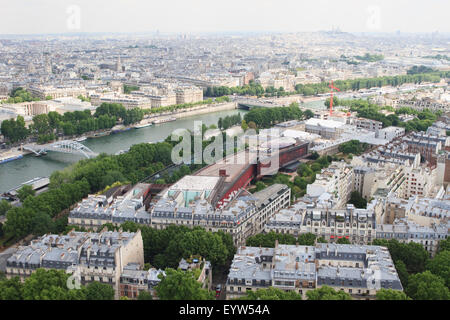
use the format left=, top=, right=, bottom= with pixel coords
left=0, top=100, right=327, bottom=193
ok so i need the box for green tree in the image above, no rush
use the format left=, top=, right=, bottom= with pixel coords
left=372, top=239, right=428, bottom=274
left=254, top=181, right=267, bottom=192
left=0, top=116, right=29, bottom=143
left=17, top=185, right=36, bottom=202
left=376, top=289, right=410, bottom=300
left=0, top=199, right=12, bottom=216
left=297, top=233, right=317, bottom=246
left=85, top=281, right=115, bottom=300
left=22, top=269, right=86, bottom=300
left=336, top=237, right=351, bottom=244
left=306, top=286, right=352, bottom=300
left=241, top=119, right=248, bottom=131
left=0, top=276, right=24, bottom=300
left=3, top=207, right=35, bottom=238
left=437, top=238, right=450, bottom=253
left=303, top=109, right=314, bottom=119
left=156, top=268, right=213, bottom=300
left=31, top=211, right=55, bottom=236
left=347, top=191, right=367, bottom=209
left=395, top=260, right=409, bottom=289
left=240, top=287, right=302, bottom=300
left=406, top=271, right=450, bottom=300
left=137, top=291, right=153, bottom=300
left=426, top=250, right=450, bottom=288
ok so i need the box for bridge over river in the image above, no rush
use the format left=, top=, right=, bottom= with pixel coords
left=23, top=140, right=98, bottom=159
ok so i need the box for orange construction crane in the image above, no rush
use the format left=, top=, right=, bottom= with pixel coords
left=328, top=81, right=340, bottom=116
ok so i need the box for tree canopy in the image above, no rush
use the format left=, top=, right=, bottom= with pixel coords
left=155, top=268, right=213, bottom=300
left=376, top=288, right=410, bottom=300
left=239, top=287, right=302, bottom=300
left=406, top=271, right=450, bottom=300
left=306, top=286, right=352, bottom=300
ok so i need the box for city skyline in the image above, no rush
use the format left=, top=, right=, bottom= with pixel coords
left=0, top=0, right=449, bottom=35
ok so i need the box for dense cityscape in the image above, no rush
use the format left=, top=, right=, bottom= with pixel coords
left=0, top=1, right=449, bottom=309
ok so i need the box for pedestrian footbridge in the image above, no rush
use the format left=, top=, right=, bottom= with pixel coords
left=23, top=140, right=98, bottom=159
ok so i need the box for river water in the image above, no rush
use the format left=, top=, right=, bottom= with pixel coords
left=0, top=109, right=249, bottom=193
left=0, top=100, right=327, bottom=193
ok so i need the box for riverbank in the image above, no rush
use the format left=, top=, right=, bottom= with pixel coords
left=145, top=101, right=237, bottom=121
left=0, top=108, right=246, bottom=193
left=0, top=148, right=32, bottom=164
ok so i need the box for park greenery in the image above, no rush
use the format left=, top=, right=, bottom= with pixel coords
left=205, top=71, right=450, bottom=98
left=243, top=103, right=308, bottom=128
left=354, top=53, right=384, bottom=62
left=0, top=269, right=114, bottom=300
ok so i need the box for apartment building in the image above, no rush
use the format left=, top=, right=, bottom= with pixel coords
left=265, top=201, right=378, bottom=245
left=175, top=87, right=203, bottom=104
left=68, top=184, right=152, bottom=230
left=2, top=101, right=51, bottom=117
left=226, top=243, right=402, bottom=300
left=304, top=118, right=345, bottom=139
left=150, top=181, right=291, bottom=246
left=376, top=126, right=405, bottom=141
left=90, top=94, right=152, bottom=110
left=119, top=264, right=163, bottom=299
left=403, top=132, right=450, bottom=165
left=351, top=158, right=407, bottom=199
left=402, top=165, right=436, bottom=199
left=6, top=229, right=145, bottom=299
left=377, top=219, right=448, bottom=257
left=28, top=85, right=87, bottom=100
left=354, top=118, right=383, bottom=131
left=306, top=161, right=354, bottom=209
left=119, top=257, right=211, bottom=299
left=149, top=93, right=177, bottom=108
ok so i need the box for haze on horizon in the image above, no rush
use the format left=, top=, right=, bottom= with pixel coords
left=0, top=0, right=449, bottom=35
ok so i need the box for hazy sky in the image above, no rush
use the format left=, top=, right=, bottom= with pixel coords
left=0, top=0, right=448, bottom=35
